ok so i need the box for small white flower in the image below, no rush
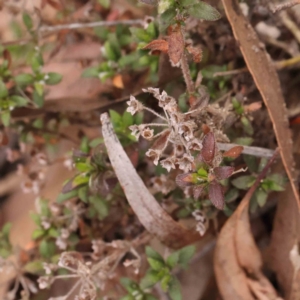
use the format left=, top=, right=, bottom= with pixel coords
left=145, top=149, right=162, bottom=166
left=126, top=95, right=143, bottom=115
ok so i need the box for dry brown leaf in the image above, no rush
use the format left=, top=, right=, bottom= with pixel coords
left=267, top=184, right=300, bottom=300
left=101, top=113, right=199, bottom=249
left=214, top=149, right=281, bottom=300
left=167, top=24, right=184, bottom=66
left=112, top=74, right=124, bottom=89
left=222, top=145, right=243, bottom=159
left=186, top=45, right=203, bottom=63
left=221, top=0, right=300, bottom=208
left=143, top=39, right=169, bottom=53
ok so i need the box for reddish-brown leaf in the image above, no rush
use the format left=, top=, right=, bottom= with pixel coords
left=167, top=24, right=184, bottom=65
left=208, top=180, right=224, bottom=210
left=186, top=45, right=203, bottom=63
left=201, top=132, right=215, bottom=164
left=214, top=166, right=235, bottom=180
left=0, top=132, right=9, bottom=146
left=143, top=39, right=169, bottom=53
left=193, top=185, right=205, bottom=199
left=223, top=145, right=244, bottom=159
left=176, top=173, right=196, bottom=188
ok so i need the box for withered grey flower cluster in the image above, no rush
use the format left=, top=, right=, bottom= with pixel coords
left=127, top=88, right=203, bottom=172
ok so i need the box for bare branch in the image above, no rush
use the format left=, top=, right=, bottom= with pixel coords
left=39, top=19, right=145, bottom=33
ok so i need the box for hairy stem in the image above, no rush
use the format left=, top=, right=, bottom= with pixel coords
left=180, top=53, right=195, bottom=96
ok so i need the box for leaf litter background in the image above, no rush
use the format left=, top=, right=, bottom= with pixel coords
left=0, top=0, right=300, bottom=299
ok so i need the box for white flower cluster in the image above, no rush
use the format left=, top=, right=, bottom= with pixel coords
left=127, top=88, right=203, bottom=172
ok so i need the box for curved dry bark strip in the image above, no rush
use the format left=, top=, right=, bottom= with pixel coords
left=221, top=0, right=300, bottom=208
left=100, top=113, right=199, bottom=249
left=215, top=150, right=280, bottom=300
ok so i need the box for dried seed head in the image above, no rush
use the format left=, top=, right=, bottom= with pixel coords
left=177, top=153, right=194, bottom=172
left=37, top=276, right=53, bottom=289
left=146, top=148, right=162, bottom=165
left=126, top=95, right=143, bottom=115
left=141, top=127, right=154, bottom=140
left=160, top=156, right=176, bottom=172
left=187, top=139, right=202, bottom=151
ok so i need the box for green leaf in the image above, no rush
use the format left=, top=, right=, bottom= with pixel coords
left=80, top=136, right=90, bottom=154
left=89, top=137, right=103, bottom=148
left=159, top=8, right=177, bottom=32
left=158, top=0, right=175, bottom=14
left=130, top=28, right=152, bottom=43
left=34, top=81, right=44, bottom=96
left=168, top=277, right=182, bottom=300
left=254, top=189, right=268, bottom=207
left=82, top=67, right=100, bottom=78
left=48, top=228, right=59, bottom=238
left=56, top=189, right=78, bottom=203
left=241, top=116, right=254, bottom=135
left=33, top=118, right=44, bottom=129
left=148, top=257, right=165, bottom=271
left=98, top=0, right=110, bottom=8
left=122, top=111, right=134, bottom=128
left=186, top=2, right=221, bottom=21
left=181, top=0, right=198, bottom=6
left=23, top=12, right=33, bottom=31
left=39, top=240, right=56, bottom=258
left=0, top=80, right=8, bottom=98
left=45, top=72, right=62, bottom=85
left=177, top=245, right=195, bottom=268
left=145, top=246, right=164, bottom=262
left=104, top=41, right=119, bottom=61
left=225, top=188, right=239, bottom=203
left=33, top=90, right=44, bottom=107
left=14, top=73, right=35, bottom=86
left=120, top=277, right=138, bottom=293
left=10, top=95, right=28, bottom=107
left=161, top=274, right=172, bottom=291
left=145, top=294, right=158, bottom=300
left=89, top=195, right=109, bottom=220
left=243, top=154, right=258, bottom=173
left=78, top=185, right=89, bottom=203
left=24, top=260, right=43, bottom=274
left=109, top=109, right=122, bottom=128
left=140, top=270, right=161, bottom=289
left=146, top=22, right=158, bottom=39
left=231, top=175, right=256, bottom=190
left=267, top=174, right=286, bottom=191
left=2, top=223, right=12, bottom=235
left=32, top=229, right=45, bottom=240
left=234, top=137, right=253, bottom=146
left=166, top=252, right=180, bottom=268
left=1, top=111, right=10, bottom=127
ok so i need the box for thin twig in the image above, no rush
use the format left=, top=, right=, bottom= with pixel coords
left=180, top=53, right=195, bottom=96
left=272, top=0, right=300, bottom=13
left=217, top=143, right=275, bottom=158
left=213, top=55, right=300, bottom=77
left=39, top=19, right=145, bottom=33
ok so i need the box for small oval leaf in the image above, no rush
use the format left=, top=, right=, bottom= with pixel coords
left=201, top=132, right=215, bottom=164
left=208, top=180, right=224, bottom=210
left=214, top=166, right=235, bottom=180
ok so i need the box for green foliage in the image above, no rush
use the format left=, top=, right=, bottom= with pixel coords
left=0, top=223, right=12, bottom=258
left=139, top=245, right=195, bottom=299
left=109, top=109, right=144, bottom=145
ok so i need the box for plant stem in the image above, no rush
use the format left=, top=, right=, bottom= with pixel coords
left=180, top=53, right=195, bottom=96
